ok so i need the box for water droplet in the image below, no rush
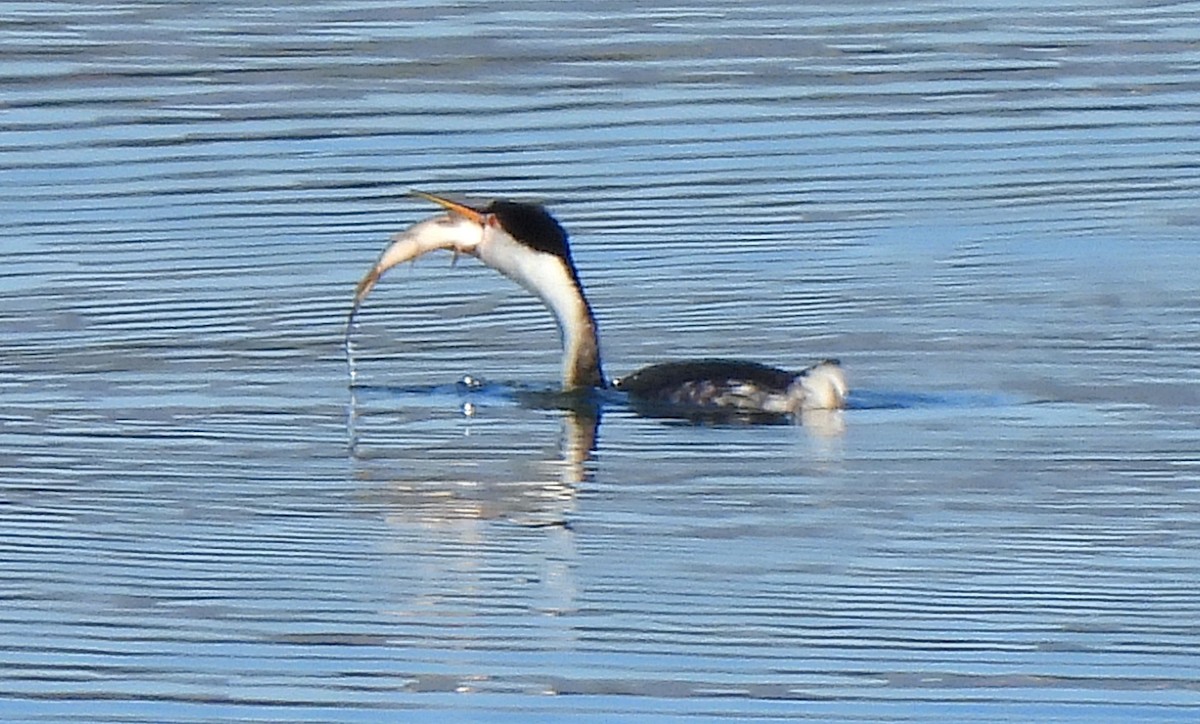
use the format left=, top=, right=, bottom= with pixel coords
left=457, top=374, right=485, bottom=391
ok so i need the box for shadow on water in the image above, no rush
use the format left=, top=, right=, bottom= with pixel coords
left=847, top=388, right=1024, bottom=411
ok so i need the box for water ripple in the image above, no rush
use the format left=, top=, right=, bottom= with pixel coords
left=3, top=1, right=1200, bottom=721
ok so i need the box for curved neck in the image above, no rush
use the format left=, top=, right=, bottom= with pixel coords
left=561, top=298, right=605, bottom=390
left=481, top=240, right=606, bottom=390
left=536, top=269, right=604, bottom=389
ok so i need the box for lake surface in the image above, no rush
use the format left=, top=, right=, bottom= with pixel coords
left=3, top=1, right=1200, bottom=721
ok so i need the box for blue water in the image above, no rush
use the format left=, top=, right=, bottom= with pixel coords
left=3, top=1, right=1200, bottom=722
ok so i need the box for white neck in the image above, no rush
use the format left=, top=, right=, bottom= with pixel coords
left=476, top=232, right=605, bottom=390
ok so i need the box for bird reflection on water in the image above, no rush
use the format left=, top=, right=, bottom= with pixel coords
left=346, top=374, right=845, bottom=531
left=346, top=383, right=600, bottom=529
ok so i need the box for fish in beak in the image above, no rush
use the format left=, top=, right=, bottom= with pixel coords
left=346, top=192, right=492, bottom=336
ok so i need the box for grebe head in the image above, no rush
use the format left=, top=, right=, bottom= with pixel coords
left=483, top=200, right=574, bottom=267
left=348, top=191, right=604, bottom=390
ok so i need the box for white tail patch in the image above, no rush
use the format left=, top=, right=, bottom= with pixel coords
left=797, top=360, right=848, bottom=410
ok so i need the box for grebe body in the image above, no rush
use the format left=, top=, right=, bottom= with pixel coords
left=614, top=358, right=846, bottom=418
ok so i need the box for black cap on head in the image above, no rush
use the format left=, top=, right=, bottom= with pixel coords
left=485, top=200, right=574, bottom=264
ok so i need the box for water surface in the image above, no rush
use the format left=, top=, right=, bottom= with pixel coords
left=3, top=1, right=1200, bottom=722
